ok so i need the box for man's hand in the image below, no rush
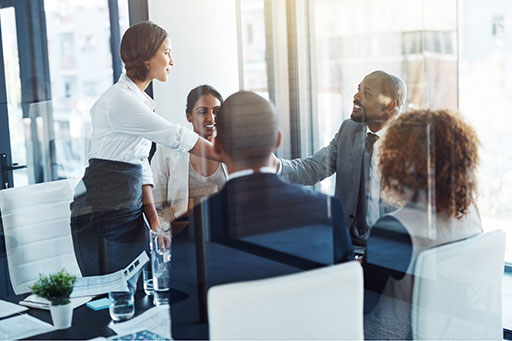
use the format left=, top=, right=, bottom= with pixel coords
left=270, top=153, right=281, bottom=173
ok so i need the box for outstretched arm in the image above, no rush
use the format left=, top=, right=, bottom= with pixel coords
left=189, top=136, right=223, bottom=162
left=279, top=122, right=344, bottom=185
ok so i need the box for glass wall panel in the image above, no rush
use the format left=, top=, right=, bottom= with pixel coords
left=458, top=0, right=512, bottom=263
left=309, top=0, right=457, bottom=195
left=0, top=7, right=28, bottom=186
left=44, top=0, right=119, bottom=179
left=240, top=0, right=269, bottom=99
left=308, top=0, right=511, bottom=264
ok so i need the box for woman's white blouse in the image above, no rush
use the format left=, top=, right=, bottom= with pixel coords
left=88, top=74, right=199, bottom=186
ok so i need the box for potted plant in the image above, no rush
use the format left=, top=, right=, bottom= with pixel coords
left=30, top=269, right=76, bottom=329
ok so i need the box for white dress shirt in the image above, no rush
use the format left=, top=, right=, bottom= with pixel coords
left=228, top=167, right=276, bottom=181
left=366, top=127, right=387, bottom=228
left=88, top=74, right=199, bottom=186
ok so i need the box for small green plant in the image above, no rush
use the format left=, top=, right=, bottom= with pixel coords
left=30, top=269, right=76, bottom=306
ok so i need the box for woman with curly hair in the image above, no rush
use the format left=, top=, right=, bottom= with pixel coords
left=363, top=109, right=483, bottom=339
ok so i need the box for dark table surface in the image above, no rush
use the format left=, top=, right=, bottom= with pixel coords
left=3, top=288, right=187, bottom=340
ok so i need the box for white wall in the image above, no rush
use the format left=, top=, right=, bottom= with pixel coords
left=148, top=0, right=240, bottom=126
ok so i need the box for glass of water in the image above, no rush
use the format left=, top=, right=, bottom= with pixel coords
left=142, top=262, right=153, bottom=295
left=150, top=228, right=172, bottom=305
left=109, top=290, right=135, bottom=321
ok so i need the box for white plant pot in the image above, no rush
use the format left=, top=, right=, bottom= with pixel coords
left=49, top=302, right=73, bottom=329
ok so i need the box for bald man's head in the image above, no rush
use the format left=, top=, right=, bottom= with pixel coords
left=215, top=91, right=279, bottom=169
left=367, top=70, right=407, bottom=114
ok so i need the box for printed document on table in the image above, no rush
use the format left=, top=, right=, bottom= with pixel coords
left=71, top=251, right=149, bottom=297
left=108, top=305, right=172, bottom=340
left=72, top=270, right=128, bottom=297
left=0, top=314, right=55, bottom=339
left=0, top=300, right=27, bottom=318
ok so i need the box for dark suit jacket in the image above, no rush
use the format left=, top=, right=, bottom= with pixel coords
left=195, top=172, right=354, bottom=265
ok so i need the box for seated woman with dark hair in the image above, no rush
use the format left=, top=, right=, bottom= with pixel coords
left=151, top=85, right=227, bottom=234
left=363, top=109, right=483, bottom=340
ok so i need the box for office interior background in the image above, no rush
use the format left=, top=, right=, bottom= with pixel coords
left=0, top=0, right=511, bottom=323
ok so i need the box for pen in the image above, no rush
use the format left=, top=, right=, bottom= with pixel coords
left=19, top=300, right=50, bottom=309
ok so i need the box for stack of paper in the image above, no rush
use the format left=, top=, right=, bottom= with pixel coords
left=0, top=300, right=28, bottom=318
left=0, top=314, right=55, bottom=339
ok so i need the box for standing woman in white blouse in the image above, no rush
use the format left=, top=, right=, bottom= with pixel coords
left=70, top=21, right=220, bottom=276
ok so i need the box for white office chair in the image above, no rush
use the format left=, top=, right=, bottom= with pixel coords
left=207, top=260, right=364, bottom=340
left=0, top=179, right=82, bottom=294
left=411, top=229, right=505, bottom=340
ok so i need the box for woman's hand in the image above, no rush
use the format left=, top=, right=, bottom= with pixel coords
left=189, top=136, right=223, bottom=162
left=154, top=231, right=172, bottom=253
left=186, top=198, right=194, bottom=216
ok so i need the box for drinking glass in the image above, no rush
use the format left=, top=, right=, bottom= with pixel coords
left=142, top=262, right=153, bottom=295
left=150, top=228, right=172, bottom=305
left=109, top=290, right=135, bottom=321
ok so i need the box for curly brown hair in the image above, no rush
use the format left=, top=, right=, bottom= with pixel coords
left=379, top=109, right=480, bottom=219
left=120, top=21, right=168, bottom=82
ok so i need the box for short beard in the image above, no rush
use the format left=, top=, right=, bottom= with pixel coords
left=350, top=112, right=363, bottom=123
left=350, top=107, right=366, bottom=123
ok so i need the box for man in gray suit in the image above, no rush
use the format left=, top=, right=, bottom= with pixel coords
left=275, top=70, right=407, bottom=247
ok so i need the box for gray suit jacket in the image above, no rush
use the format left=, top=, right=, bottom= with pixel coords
left=281, top=119, right=369, bottom=244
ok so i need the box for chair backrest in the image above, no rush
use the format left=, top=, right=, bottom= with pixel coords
left=411, top=229, right=505, bottom=340
left=0, top=179, right=82, bottom=294
left=207, top=260, right=363, bottom=340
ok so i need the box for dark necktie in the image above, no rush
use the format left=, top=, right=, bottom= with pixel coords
left=355, top=132, right=379, bottom=237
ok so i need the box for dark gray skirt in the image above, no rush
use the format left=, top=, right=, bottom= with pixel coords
left=71, top=158, right=149, bottom=276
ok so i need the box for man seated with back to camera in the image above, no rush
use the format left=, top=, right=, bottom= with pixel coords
left=190, top=91, right=354, bottom=272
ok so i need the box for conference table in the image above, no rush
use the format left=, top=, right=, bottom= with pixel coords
left=3, top=288, right=186, bottom=340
